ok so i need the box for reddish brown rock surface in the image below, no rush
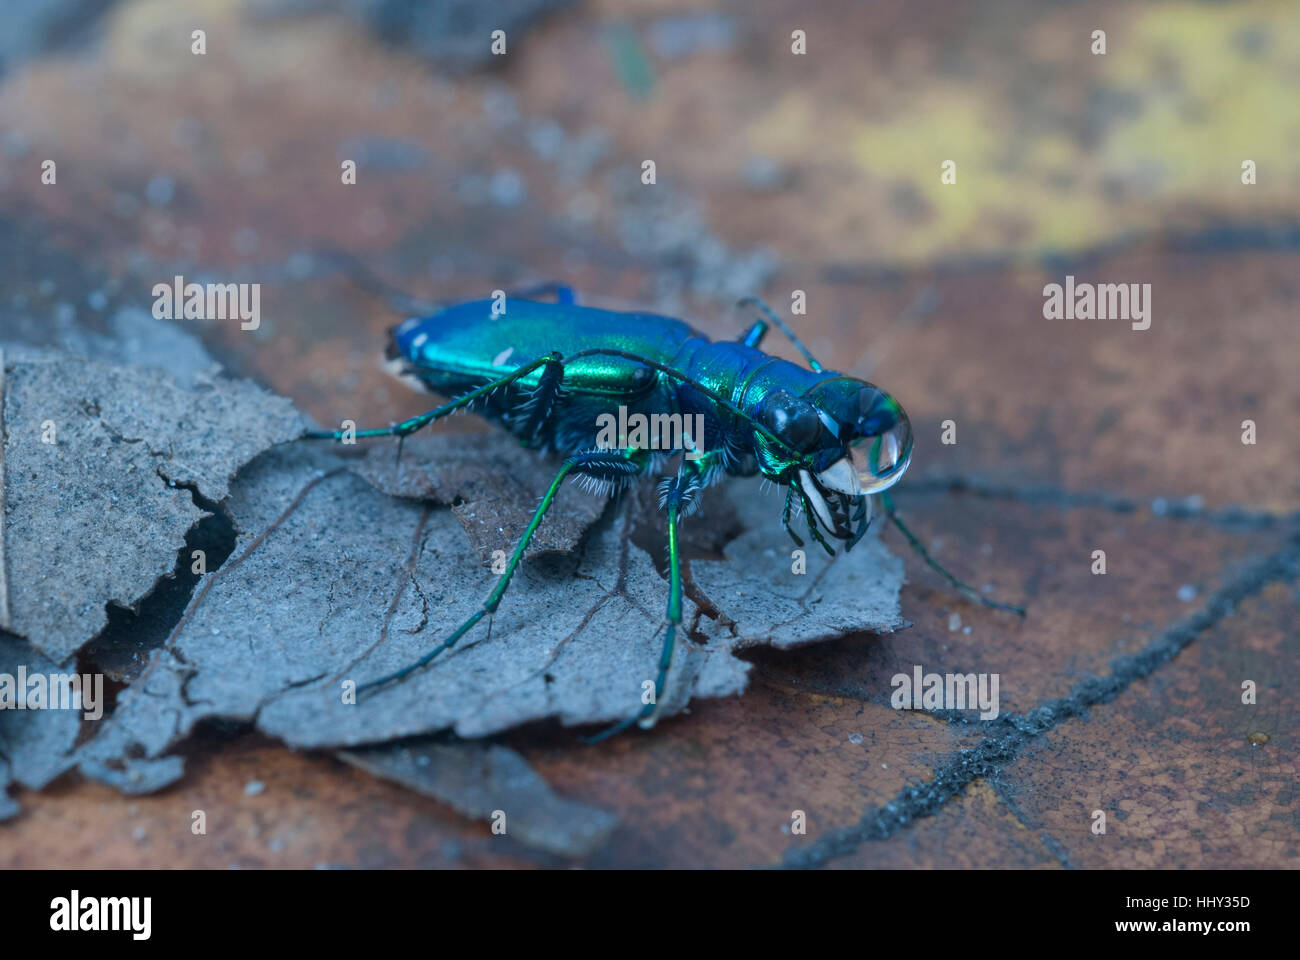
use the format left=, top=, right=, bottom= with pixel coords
left=1, top=0, right=1295, bottom=868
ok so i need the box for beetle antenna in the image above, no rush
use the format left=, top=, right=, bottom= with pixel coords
left=881, top=492, right=1026, bottom=616
left=737, top=297, right=824, bottom=372
left=314, top=247, right=442, bottom=316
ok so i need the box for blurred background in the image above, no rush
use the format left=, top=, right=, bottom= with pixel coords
left=0, top=0, right=1296, bottom=868
left=3, top=0, right=1298, bottom=505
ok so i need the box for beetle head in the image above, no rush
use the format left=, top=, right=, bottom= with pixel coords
left=752, top=377, right=912, bottom=541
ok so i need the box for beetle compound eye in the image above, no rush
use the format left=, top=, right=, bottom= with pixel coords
left=759, top=391, right=821, bottom=450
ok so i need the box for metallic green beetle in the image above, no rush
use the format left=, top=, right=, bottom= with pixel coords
left=309, top=290, right=1020, bottom=741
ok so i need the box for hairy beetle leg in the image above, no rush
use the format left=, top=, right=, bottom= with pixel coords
left=584, top=470, right=692, bottom=744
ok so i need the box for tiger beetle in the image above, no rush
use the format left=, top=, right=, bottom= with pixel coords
left=307, top=286, right=1024, bottom=742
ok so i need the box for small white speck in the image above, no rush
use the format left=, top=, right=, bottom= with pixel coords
left=962, top=626, right=972, bottom=635
left=3, top=130, right=31, bottom=157
left=232, top=227, right=259, bottom=256
left=492, top=347, right=514, bottom=367
left=244, top=780, right=265, bottom=796
left=287, top=252, right=315, bottom=279
left=848, top=732, right=863, bottom=744
left=1177, top=584, right=1198, bottom=603
left=489, top=168, right=527, bottom=207
left=527, top=119, right=564, bottom=159
left=145, top=175, right=175, bottom=207
left=947, top=613, right=962, bottom=632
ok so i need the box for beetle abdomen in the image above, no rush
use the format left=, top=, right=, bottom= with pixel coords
left=391, top=299, right=697, bottom=398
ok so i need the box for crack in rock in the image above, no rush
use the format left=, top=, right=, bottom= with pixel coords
left=74, top=436, right=903, bottom=773
left=0, top=350, right=304, bottom=663
left=781, top=535, right=1300, bottom=869
left=0, top=632, right=81, bottom=819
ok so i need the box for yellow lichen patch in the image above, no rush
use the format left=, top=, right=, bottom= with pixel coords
left=1098, top=1, right=1300, bottom=197
left=780, top=0, right=1300, bottom=265
left=852, top=91, right=1119, bottom=259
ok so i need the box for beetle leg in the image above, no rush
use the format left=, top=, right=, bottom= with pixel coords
left=304, top=353, right=563, bottom=442
left=782, top=484, right=805, bottom=548
left=314, top=247, right=444, bottom=316
left=505, top=282, right=576, bottom=305
left=314, top=252, right=576, bottom=313
left=795, top=485, right=836, bottom=556
left=515, top=354, right=566, bottom=444
left=584, top=468, right=697, bottom=744
left=355, top=447, right=645, bottom=693
left=846, top=494, right=873, bottom=551
left=881, top=491, right=1026, bottom=617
